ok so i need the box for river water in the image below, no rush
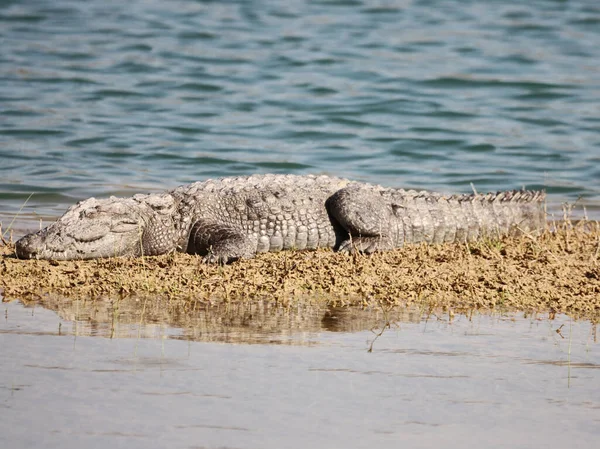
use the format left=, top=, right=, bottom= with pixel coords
left=1, top=298, right=599, bottom=449
left=1, top=0, right=600, bottom=233
left=1, top=1, right=600, bottom=447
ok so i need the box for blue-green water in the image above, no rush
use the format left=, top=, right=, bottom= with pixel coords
left=1, top=0, right=600, bottom=233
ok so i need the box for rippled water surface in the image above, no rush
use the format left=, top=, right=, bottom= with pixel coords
left=1, top=298, right=599, bottom=449
left=1, top=0, right=600, bottom=232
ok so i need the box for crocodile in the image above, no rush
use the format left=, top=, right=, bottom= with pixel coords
left=15, top=174, right=546, bottom=262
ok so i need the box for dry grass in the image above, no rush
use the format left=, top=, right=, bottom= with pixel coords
left=2, top=220, right=600, bottom=321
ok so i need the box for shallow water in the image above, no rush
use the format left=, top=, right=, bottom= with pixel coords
left=1, top=297, right=599, bottom=449
left=1, top=0, right=600, bottom=235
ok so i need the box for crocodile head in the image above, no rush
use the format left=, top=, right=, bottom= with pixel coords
left=16, top=193, right=180, bottom=260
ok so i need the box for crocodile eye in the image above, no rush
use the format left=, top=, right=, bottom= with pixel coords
left=111, top=220, right=139, bottom=233
left=143, top=195, right=174, bottom=212
left=81, top=209, right=99, bottom=219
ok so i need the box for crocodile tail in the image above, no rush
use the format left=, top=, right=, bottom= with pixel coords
left=393, top=189, right=546, bottom=244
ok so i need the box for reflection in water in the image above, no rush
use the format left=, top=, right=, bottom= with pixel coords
left=12, top=294, right=430, bottom=344
left=1, top=296, right=599, bottom=449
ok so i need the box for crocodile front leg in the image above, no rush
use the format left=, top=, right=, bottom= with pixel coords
left=188, top=219, right=257, bottom=264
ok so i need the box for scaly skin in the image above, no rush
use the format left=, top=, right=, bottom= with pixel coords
left=15, top=174, right=546, bottom=263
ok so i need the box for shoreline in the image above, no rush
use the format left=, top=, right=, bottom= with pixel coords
left=2, top=221, right=599, bottom=321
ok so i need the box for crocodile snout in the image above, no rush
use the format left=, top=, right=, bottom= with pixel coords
left=15, top=233, right=40, bottom=259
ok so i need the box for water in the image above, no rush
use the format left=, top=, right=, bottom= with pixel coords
left=1, top=0, right=600, bottom=234
left=2, top=2, right=600, bottom=447
left=1, top=298, right=599, bottom=449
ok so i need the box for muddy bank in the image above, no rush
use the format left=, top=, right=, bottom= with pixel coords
left=2, top=221, right=600, bottom=320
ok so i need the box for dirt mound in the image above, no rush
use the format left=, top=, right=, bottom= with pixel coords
left=2, top=221, right=599, bottom=320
